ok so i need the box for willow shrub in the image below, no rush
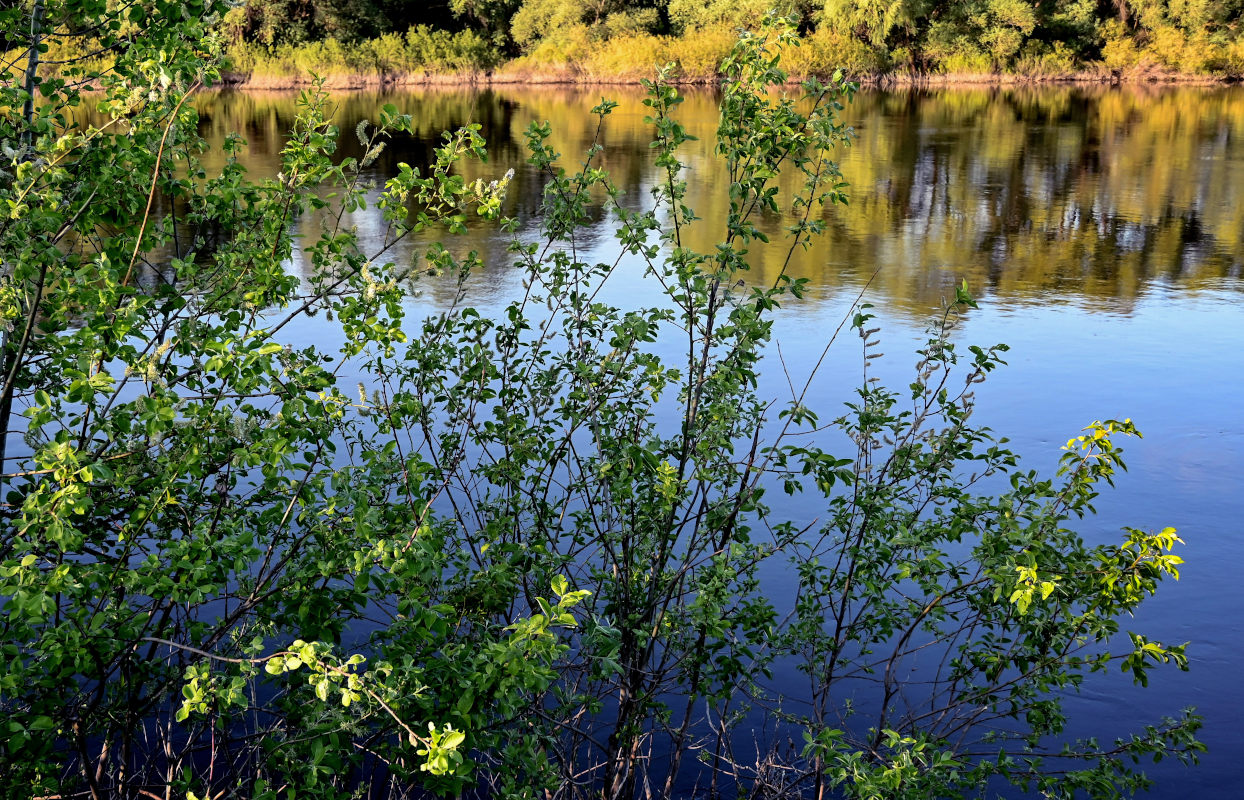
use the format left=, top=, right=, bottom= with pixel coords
left=1, top=8, right=1202, bottom=800
left=225, top=25, right=498, bottom=81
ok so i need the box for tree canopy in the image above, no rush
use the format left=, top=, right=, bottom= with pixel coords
left=209, top=0, right=1244, bottom=75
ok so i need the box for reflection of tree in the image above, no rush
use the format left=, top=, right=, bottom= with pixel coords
left=777, top=85, right=1244, bottom=313
left=111, top=83, right=1244, bottom=317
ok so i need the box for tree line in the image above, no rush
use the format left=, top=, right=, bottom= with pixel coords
left=221, top=0, right=1244, bottom=76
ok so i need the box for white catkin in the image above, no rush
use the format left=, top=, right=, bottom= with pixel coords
left=362, top=142, right=386, bottom=167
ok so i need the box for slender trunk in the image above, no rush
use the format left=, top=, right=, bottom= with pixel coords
left=0, top=346, right=13, bottom=489
left=1, top=0, right=45, bottom=485
left=21, top=0, right=45, bottom=149
left=0, top=260, right=47, bottom=492
left=604, top=652, right=641, bottom=800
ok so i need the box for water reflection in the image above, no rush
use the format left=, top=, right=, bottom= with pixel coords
left=176, top=84, right=1244, bottom=316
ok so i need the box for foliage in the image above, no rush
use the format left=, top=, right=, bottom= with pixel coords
left=451, top=0, right=524, bottom=49
left=509, top=25, right=738, bottom=81
left=225, top=25, right=499, bottom=80
left=67, top=0, right=1241, bottom=78
left=821, top=0, right=923, bottom=48
left=204, top=0, right=1244, bottom=77
left=510, top=0, right=661, bottom=50
left=1, top=3, right=568, bottom=794
left=509, top=0, right=593, bottom=49
left=1, top=8, right=1204, bottom=800
left=667, top=0, right=813, bottom=32
left=221, top=0, right=462, bottom=46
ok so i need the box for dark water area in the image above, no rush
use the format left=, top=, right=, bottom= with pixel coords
left=186, top=84, right=1243, bottom=797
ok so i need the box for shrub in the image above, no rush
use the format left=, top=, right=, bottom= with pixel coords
left=1101, top=19, right=1145, bottom=71
left=788, top=26, right=891, bottom=76
left=510, top=0, right=588, bottom=50
left=1224, top=35, right=1244, bottom=76
left=582, top=31, right=671, bottom=80
left=667, top=0, right=788, bottom=33
left=0, top=9, right=1203, bottom=800
left=582, top=27, right=739, bottom=81
left=1013, top=40, right=1079, bottom=76
left=224, top=25, right=498, bottom=81
left=401, top=25, right=498, bottom=71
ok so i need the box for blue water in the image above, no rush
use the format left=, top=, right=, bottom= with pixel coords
left=203, top=83, right=1244, bottom=797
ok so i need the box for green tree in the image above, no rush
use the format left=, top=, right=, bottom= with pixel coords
left=220, top=0, right=462, bottom=47
left=821, top=0, right=923, bottom=47
left=667, top=0, right=816, bottom=32
left=1, top=2, right=579, bottom=796
left=921, top=0, right=1040, bottom=68
left=509, top=0, right=663, bottom=49
left=451, top=0, right=524, bottom=48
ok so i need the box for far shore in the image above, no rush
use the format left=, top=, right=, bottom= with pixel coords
left=219, top=66, right=1241, bottom=91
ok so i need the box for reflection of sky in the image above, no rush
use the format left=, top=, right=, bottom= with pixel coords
left=750, top=282, right=1243, bottom=798
left=142, top=84, right=1244, bottom=797
left=943, top=291, right=1244, bottom=798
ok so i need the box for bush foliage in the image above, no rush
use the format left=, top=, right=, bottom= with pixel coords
left=210, top=0, right=1244, bottom=79
left=1, top=6, right=1204, bottom=800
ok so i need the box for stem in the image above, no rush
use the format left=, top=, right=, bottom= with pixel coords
left=21, top=0, right=45, bottom=149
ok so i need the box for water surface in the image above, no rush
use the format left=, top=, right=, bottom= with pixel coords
left=192, top=83, right=1244, bottom=797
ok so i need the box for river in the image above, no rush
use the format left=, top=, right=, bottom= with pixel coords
left=190, top=83, right=1244, bottom=797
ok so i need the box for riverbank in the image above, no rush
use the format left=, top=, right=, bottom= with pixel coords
left=16, top=29, right=1243, bottom=94
left=218, top=65, right=1240, bottom=90
left=216, top=24, right=1243, bottom=90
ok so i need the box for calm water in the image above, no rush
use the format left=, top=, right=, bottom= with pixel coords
left=194, top=84, right=1244, bottom=797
